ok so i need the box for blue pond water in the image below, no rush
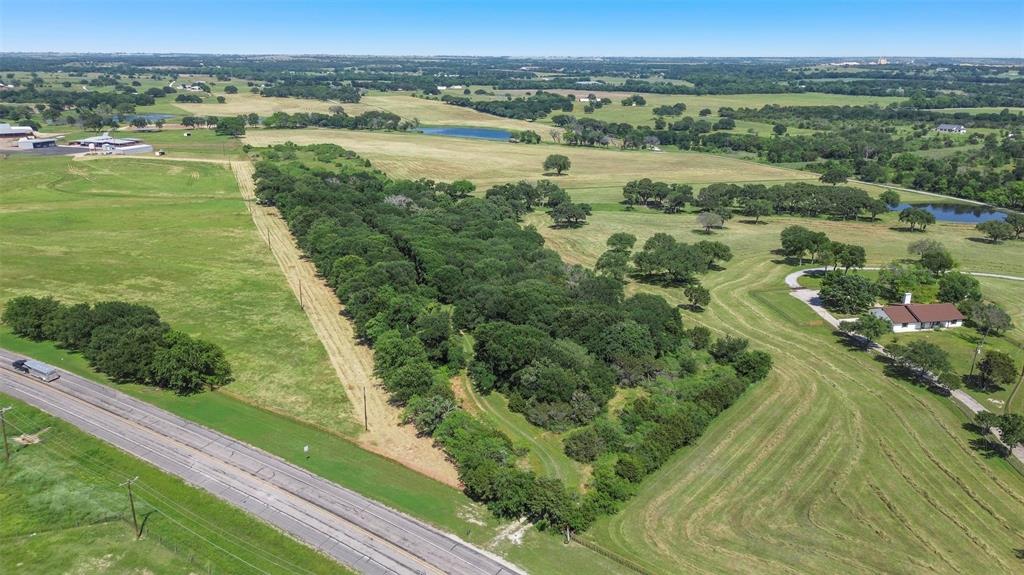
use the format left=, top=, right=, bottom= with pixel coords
left=891, top=202, right=1008, bottom=223
left=418, top=126, right=510, bottom=141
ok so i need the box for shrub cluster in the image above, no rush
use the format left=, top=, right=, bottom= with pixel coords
left=441, top=91, right=573, bottom=120
left=2, top=296, right=231, bottom=395
left=261, top=110, right=409, bottom=131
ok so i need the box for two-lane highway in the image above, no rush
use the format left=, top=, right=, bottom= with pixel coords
left=0, top=348, right=524, bottom=575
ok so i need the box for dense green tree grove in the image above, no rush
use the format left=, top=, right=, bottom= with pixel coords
left=260, top=109, right=410, bottom=130
left=2, top=296, right=231, bottom=394
left=253, top=143, right=772, bottom=532
left=441, top=91, right=573, bottom=120
left=259, top=80, right=361, bottom=102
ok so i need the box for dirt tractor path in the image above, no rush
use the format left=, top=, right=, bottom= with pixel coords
left=231, top=161, right=459, bottom=487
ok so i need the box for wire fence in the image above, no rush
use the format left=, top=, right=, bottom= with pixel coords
left=568, top=533, right=655, bottom=575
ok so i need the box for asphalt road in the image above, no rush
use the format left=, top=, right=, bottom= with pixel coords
left=0, top=348, right=523, bottom=575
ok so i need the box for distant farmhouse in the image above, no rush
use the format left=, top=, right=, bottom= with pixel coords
left=936, top=123, right=967, bottom=134
left=870, top=293, right=964, bottom=333
left=0, top=123, right=34, bottom=140
left=70, top=132, right=154, bottom=155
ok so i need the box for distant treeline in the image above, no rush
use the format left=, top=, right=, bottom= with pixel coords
left=441, top=91, right=573, bottom=120
left=2, top=296, right=232, bottom=395
left=260, top=110, right=410, bottom=131
left=259, top=79, right=361, bottom=102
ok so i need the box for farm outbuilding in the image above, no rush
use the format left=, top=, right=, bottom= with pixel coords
left=71, top=132, right=141, bottom=148
left=17, top=137, right=57, bottom=149
left=0, top=123, right=34, bottom=139
left=935, top=123, right=967, bottom=134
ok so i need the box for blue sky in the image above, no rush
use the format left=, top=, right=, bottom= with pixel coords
left=1, top=0, right=1021, bottom=57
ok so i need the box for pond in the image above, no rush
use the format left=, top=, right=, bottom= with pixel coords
left=418, top=126, right=510, bottom=141
left=112, top=113, right=176, bottom=122
left=890, top=202, right=1009, bottom=223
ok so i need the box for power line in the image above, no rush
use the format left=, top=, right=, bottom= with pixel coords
left=1, top=413, right=309, bottom=575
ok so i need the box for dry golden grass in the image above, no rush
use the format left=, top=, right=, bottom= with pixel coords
left=243, top=129, right=814, bottom=189
left=344, top=94, right=551, bottom=136
left=175, top=91, right=339, bottom=117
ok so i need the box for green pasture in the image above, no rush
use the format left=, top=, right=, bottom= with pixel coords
left=0, top=394, right=353, bottom=575
left=525, top=203, right=1024, bottom=574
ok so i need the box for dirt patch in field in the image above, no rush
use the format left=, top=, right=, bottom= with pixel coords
left=230, top=161, right=459, bottom=487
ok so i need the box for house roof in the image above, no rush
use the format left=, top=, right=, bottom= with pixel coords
left=0, top=123, right=33, bottom=135
left=881, top=303, right=964, bottom=324
left=74, top=132, right=140, bottom=146
left=936, top=123, right=965, bottom=130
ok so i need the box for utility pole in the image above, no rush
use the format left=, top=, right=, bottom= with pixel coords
left=120, top=476, right=141, bottom=538
left=0, top=406, right=11, bottom=464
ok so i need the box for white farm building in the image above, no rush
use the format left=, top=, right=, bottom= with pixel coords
left=870, top=293, right=965, bottom=333
left=936, top=123, right=967, bottom=134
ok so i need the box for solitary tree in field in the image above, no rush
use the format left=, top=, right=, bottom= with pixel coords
left=963, top=300, right=1015, bottom=377
left=977, top=350, right=1016, bottom=391
left=697, top=211, right=723, bottom=233
left=899, top=207, right=936, bottom=231
left=684, top=285, right=711, bottom=311
left=1005, top=212, right=1024, bottom=239
left=976, top=220, right=1014, bottom=244
left=543, top=154, right=571, bottom=175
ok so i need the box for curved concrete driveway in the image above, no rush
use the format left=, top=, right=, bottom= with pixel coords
left=784, top=267, right=1024, bottom=464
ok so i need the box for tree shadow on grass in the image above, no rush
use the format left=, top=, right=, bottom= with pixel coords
left=833, top=330, right=875, bottom=352
left=738, top=219, right=769, bottom=225
left=888, top=226, right=928, bottom=233
left=968, top=437, right=1009, bottom=459
left=966, top=236, right=1000, bottom=245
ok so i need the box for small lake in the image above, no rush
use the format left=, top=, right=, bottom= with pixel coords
left=418, top=126, right=510, bottom=141
left=890, top=202, right=1008, bottom=223
left=113, top=113, right=176, bottom=122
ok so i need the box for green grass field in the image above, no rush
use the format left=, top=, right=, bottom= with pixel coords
left=0, top=394, right=352, bottom=575
left=0, top=154, right=624, bottom=573
left=524, top=204, right=1024, bottom=574
left=0, top=155, right=352, bottom=435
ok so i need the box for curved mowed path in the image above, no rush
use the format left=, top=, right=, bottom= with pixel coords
left=532, top=213, right=1024, bottom=574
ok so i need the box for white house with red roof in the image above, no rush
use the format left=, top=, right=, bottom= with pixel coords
left=870, top=293, right=965, bottom=333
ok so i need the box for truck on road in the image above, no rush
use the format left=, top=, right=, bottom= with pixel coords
left=11, top=358, right=60, bottom=382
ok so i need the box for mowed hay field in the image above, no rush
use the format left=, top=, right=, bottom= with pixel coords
left=0, top=155, right=356, bottom=436
left=524, top=208, right=1024, bottom=574
left=174, top=91, right=340, bottom=117
left=244, top=128, right=816, bottom=189
left=344, top=93, right=554, bottom=137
